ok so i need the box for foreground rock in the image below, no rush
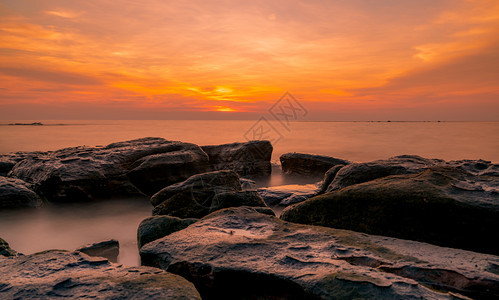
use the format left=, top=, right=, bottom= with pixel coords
left=0, top=250, right=201, bottom=299
left=75, top=239, right=120, bottom=263
left=258, top=183, right=321, bottom=206
left=282, top=165, right=499, bottom=255
left=0, top=238, right=16, bottom=257
left=201, top=141, right=272, bottom=178
left=280, top=153, right=350, bottom=178
left=9, top=137, right=210, bottom=201
left=0, top=176, right=42, bottom=209
left=141, top=207, right=499, bottom=299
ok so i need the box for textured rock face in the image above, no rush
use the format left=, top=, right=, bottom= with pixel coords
left=140, top=207, right=499, bottom=299
left=0, top=250, right=201, bottom=299
left=326, top=155, right=443, bottom=192
left=0, top=238, right=16, bottom=257
left=75, top=239, right=120, bottom=263
left=280, top=153, right=350, bottom=178
left=258, top=183, right=321, bottom=206
left=201, top=141, right=272, bottom=177
left=209, top=190, right=267, bottom=212
left=9, top=137, right=210, bottom=202
left=282, top=165, right=499, bottom=255
left=138, top=216, right=198, bottom=249
left=151, top=170, right=244, bottom=218
left=0, top=176, right=42, bottom=209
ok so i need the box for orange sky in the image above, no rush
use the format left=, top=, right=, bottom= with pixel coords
left=1, top=0, right=498, bottom=120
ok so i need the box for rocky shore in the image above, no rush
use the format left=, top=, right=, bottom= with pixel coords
left=1, top=138, right=498, bottom=299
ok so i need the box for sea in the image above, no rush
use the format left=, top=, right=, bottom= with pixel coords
left=1, top=120, right=498, bottom=265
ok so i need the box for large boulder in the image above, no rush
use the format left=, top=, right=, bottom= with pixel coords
left=138, top=216, right=198, bottom=249
left=0, top=250, right=201, bottom=299
left=281, top=165, right=499, bottom=255
left=151, top=170, right=247, bottom=218
left=201, top=140, right=272, bottom=177
left=280, top=153, right=350, bottom=178
left=0, top=238, right=16, bottom=257
left=0, top=176, right=42, bottom=209
left=326, top=155, right=442, bottom=192
left=8, top=137, right=210, bottom=202
left=140, top=207, right=499, bottom=299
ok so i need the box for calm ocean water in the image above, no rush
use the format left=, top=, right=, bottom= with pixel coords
left=1, top=120, right=498, bottom=265
left=1, top=120, right=498, bottom=162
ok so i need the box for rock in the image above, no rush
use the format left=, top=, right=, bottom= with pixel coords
left=258, top=183, right=321, bottom=206
left=138, top=216, right=198, bottom=249
left=201, top=141, right=272, bottom=178
left=0, top=250, right=201, bottom=299
left=75, top=239, right=119, bottom=263
left=0, top=152, right=33, bottom=176
left=318, top=164, right=346, bottom=193
left=280, top=153, right=350, bottom=178
left=281, top=165, right=499, bottom=255
left=140, top=207, right=499, bottom=299
left=0, top=238, right=16, bottom=257
left=0, top=176, right=42, bottom=209
left=209, top=190, right=267, bottom=212
left=326, top=155, right=442, bottom=192
left=9, top=137, right=210, bottom=202
left=240, top=178, right=257, bottom=190
left=151, top=170, right=243, bottom=218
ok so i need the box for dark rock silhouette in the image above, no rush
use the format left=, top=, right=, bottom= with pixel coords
left=140, top=207, right=499, bottom=299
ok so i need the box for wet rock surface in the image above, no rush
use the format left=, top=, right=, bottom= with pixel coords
left=0, top=176, right=42, bottom=209
left=201, top=141, right=272, bottom=178
left=0, top=250, right=201, bottom=299
left=280, top=153, right=350, bottom=178
left=140, top=207, right=499, bottom=299
left=75, top=239, right=120, bottom=263
left=282, top=165, right=499, bottom=255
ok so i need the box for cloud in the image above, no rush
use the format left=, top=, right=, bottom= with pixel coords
left=0, top=67, right=102, bottom=85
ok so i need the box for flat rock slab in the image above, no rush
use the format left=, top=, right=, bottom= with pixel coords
left=140, top=207, right=499, bottom=299
left=0, top=250, right=201, bottom=299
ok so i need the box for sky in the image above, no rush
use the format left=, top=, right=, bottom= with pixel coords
left=0, top=0, right=498, bottom=120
